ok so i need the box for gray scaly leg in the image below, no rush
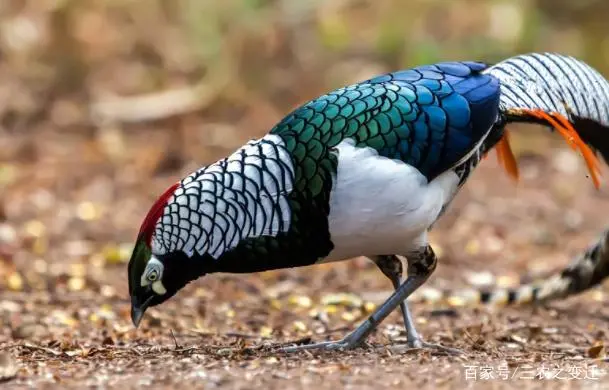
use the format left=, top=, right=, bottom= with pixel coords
left=374, top=254, right=461, bottom=354
left=373, top=255, right=420, bottom=342
left=280, top=245, right=451, bottom=353
left=382, top=253, right=462, bottom=354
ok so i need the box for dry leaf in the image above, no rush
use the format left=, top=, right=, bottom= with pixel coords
left=288, top=295, right=312, bottom=308
left=7, top=271, right=23, bottom=291
left=293, top=321, right=308, bottom=332
left=465, top=271, right=494, bottom=286
left=67, top=276, right=85, bottom=291
left=464, top=239, right=480, bottom=255
left=76, top=202, right=102, bottom=221
left=341, top=311, right=356, bottom=322
left=259, top=326, right=273, bottom=338
left=0, top=352, right=17, bottom=383
left=320, top=293, right=363, bottom=308
left=588, top=343, right=605, bottom=359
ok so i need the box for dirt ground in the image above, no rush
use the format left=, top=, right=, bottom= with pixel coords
left=0, top=126, right=608, bottom=390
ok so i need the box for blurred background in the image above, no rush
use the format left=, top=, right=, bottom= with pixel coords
left=2, top=1, right=609, bottom=384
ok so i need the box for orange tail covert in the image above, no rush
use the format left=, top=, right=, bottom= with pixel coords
left=495, top=130, right=519, bottom=182
left=506, top=108, right=601, bottom=189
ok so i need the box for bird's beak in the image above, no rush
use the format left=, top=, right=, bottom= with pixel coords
left=130, top=293, right=154, bottom=328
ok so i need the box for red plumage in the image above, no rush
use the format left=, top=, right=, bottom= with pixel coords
left=139, top=182, right=180, bottom=246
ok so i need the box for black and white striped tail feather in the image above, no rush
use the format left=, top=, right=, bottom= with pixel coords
left=483, top=52, right=609, bottom=161
left=483, top=52, right=609, bottom=127
left=412, top=228, right=609, bottom=307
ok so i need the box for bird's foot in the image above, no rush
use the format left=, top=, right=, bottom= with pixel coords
left=279, top=337, right=359, bottom=353
left=389, top=338, right=463, bottom=356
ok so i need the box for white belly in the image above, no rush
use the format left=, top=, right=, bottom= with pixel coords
left=322, top=139, right=460, bottom=262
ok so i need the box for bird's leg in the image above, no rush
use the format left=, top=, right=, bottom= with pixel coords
left=279, top=245, right=440, bottom=353
left=373, top=254, right=461, bottom=354
left=388, top=250, right=462, bottom=355
left=372, top=255, right=418, bottom=338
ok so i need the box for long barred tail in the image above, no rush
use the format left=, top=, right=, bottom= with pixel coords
left=414, top=229, right=609, bottom=306
left=482, top=52, right=609, bottom=188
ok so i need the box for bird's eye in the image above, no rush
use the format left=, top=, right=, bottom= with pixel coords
left=140, top=256, right=164, bottom=288
left=147, top=270, right=158, bottom=282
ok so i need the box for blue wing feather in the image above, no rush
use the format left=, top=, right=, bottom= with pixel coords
left=367, top=62, right=500, bottom=177
left=271, top=60, right=501, bottom=180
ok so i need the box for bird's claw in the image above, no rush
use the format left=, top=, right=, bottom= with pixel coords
left=389, top=338, right=464, bottom=356
left=278, top=335, right=462, bottom=356
left=279, top=338, right=356, bottom=353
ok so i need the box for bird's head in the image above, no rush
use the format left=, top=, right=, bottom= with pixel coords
left=127, top=181, right=207, bottom=327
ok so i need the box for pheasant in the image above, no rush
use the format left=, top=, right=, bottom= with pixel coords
left=127, top=52, right=609, bottom=352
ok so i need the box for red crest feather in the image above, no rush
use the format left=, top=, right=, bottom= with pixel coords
left=139, top=182, right=180, bottom=246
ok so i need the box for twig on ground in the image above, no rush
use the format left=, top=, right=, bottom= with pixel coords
left=170, top=329, right=180, bottom=349
left=90, top=81, right=223, bottom=125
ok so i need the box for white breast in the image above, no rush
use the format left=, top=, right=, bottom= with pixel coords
left=321, top=139, right=459, bottom=262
